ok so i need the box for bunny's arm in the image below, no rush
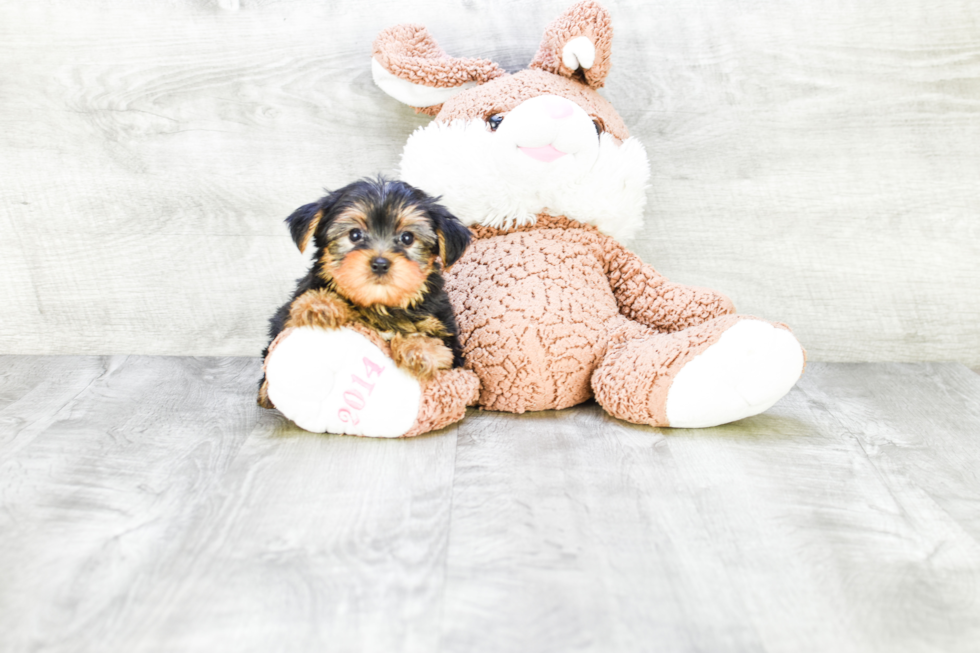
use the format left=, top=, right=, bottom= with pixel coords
left=592, top=231, right=736, bottom=332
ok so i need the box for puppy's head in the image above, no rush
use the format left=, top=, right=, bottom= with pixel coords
left=286, top=176, right=470, bottom=308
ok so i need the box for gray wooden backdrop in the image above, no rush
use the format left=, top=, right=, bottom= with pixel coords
left=1, top=0, right=978, bottom=364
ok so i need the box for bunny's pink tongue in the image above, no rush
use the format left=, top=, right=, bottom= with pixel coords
left=519, top=145, right=567, bottom=162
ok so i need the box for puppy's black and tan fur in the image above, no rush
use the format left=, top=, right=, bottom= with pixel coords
left=258, top=177, right=471, bottom=409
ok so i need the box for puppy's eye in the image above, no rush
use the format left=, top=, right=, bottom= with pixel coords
left=487, top=114, right=504, bottom=131
left=349, top=228, right=363, bottom=243
left=399, top=232, right=415, bottom=246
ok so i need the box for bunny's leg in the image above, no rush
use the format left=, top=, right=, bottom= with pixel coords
left=592, top=315, right=805, bottom=428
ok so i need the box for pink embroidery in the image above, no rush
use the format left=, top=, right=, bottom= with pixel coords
left=337, top=357, right=386, bottom=427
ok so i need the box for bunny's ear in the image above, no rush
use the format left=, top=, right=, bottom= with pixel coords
left=372, top=24, right=506, bottom=115
left=529, top=1, right=613, bottom=89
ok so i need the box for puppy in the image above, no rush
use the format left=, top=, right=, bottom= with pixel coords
left=258, top=176, right=472, bottom=409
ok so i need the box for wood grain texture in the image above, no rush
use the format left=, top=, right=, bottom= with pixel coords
left=0, top=355, right=261, bottom=653
left=0, top=355, right=108, bottom=463
left=0, top=354, right=460, bottom=653
left=1, top=0, right=978, bottom=363
left=661, top=364, right=980, bottom=653
left=441, top=406, right=765, bottom=652
left=441, top=363, right=980, bottom=652
left=1, top=357, right=980, bottom=651
left=106, top=422, right=459, bottom=653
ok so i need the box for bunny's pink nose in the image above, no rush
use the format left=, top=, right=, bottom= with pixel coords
left=543, top=96, right=574, bottom=119
left=519, top=144, right=566, bottom=162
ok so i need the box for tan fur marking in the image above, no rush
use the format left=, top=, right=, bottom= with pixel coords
left=416, top=315, right=451, bottom=338
left=395, top=206, right=440, bottom=257
left=332, top=250, right=428, bottom=308
left=257, top=379, right=274, bottom=409
left=298, top=210, right=323, bottom=254
left=436, top=231, right=452, bottom=271
left=338, top=204, right=370, bottom=224
left=390, top=206, right=451, bottom=272
left=390, top=334, right=454, bottom=381
left=395, top=206, right=429, bottom=232
left=396, top=208, right=443, bottom=271
left=326, top=205, right=370, bottom=241
left=285, top=289, right=351, bottom=330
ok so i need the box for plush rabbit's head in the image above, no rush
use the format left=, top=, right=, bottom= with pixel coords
left=373, top=1, right=650, bottom=242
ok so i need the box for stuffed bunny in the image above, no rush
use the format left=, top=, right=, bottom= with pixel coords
left=374, top=0, right=806, bottom=428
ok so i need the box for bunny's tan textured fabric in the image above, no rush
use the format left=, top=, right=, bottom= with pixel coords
left=371, top=1, right=807, bottom=428
left=447, top=215, right=790, bottom=425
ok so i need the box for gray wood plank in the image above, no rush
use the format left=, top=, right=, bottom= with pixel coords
left=0, top=356, right=261, bottom=653
left=441, top=406, right=764, bottom=653
left=2, top=357, right=980, bottom=652
left=0, top=355, right=105, bottom=411
left=661, top=363, right=980, bottom=653
left=1, top=0, right=979, bottom=363
left=0, top=354, right=460, bottom=653
left=441, top=363, right=980, bottom=652
left=0, top=355, right=109, bottom=462
left=796, top=363, right=980, bottom=566
left=104, top=415, right=459, bottom=653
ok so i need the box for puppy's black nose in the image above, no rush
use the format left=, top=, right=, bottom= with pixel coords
left=371, top=256, right=391, bottom=274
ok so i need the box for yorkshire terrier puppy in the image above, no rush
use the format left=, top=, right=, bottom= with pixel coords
left=258, top=176, right=472, bottom=409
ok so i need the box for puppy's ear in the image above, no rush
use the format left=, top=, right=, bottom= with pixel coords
left=285, top=202, right=322, bottom=254
left=428, top=205, right=471, bottom=268
left=286, top=190, right=347, bottom=253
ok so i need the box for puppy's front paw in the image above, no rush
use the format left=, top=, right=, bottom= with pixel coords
left=390, top=335, right=454, bottom=381
left=286, top=289, right=350, bottom=330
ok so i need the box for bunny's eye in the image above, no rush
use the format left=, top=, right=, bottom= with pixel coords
left=592, top=119, right=603, bottom=136
left=487, top=114, right=504, bottom=131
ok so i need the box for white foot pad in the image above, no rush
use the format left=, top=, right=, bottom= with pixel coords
left=665, top=321, right=805, bottom=428
left=265, top=327, right=421, bottom=437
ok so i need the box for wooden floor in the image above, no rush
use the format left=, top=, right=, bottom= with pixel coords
left=1, top=357, right=979, bottom=652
